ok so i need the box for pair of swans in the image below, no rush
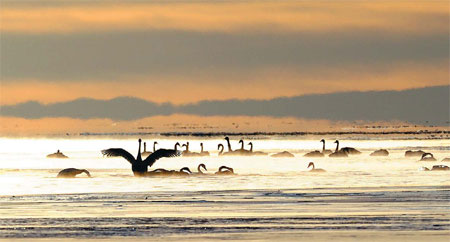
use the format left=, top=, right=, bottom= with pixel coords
left=102, top=139, right=180, bottom=177
left=147, top=164, right=235, bottom=176
left=180, top=142, right=210, bottom=157
left=304, top=140, right=360, bottom=158
left=218, top=137, right=268, bottom=156
left=142, top=141, right=158, bottom=157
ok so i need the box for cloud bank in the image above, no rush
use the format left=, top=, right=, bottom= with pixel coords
left=1, top=86, right=448, bottom=125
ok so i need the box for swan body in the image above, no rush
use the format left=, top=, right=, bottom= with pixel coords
left=57, top=168, right=91, bottom=178
left=420, top=165, right=449, bottom=171
left=329, top=140, right=348, bottom=158
left=405, top=150, right=425, bottom=157
left=47, top=150, right=68, bottom=159
left=271, top=151, right=295, bottom=158
left=304, top=150, right=324, bottom=157
left=215, top=166, right=235, bottom=175
left=419, top=153, right=436, bottom=161
left=442, top=158, right=450, bottom=162
left=307, top=162, right=326, bottom=172
left=370, top=149, right=389, bottom=156
left=101, top=139, right=180, bottom=177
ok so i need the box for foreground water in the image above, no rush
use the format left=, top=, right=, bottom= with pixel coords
left=0, top=136, right=449, bottom=240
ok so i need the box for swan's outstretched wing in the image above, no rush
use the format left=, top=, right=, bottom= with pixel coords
left=101, top=148, right=135, bottom=164
left=144, top=149, right=180, bottom=167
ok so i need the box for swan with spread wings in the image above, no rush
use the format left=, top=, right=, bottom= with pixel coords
left=101, top=139, right=180, bottom=177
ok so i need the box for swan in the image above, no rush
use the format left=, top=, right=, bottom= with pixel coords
left=217, top=144, right=233, bottom=156
left=405, top=150, right=425, bottom=157
left=337, top=140, right=361, bottom=155
left=442, top=158, right=450, bottom=162
left=47, top=150, right=68, bottom=159
left=420, top=165, right=449, bottom=171
left=370, top=149, right=389, bottom=156
left=199, top=143, right=210, bottom=156
left=193, top=163, right=208, bottom=175
left=248, top=142, right=268, bottom=156
left=174, top=142, right=181, bottom=151
left=146, top=167, right=192, bottom=177
left=141, top=142, right=152, bottom=157
left=419, top=153, right=436, bottom=161
left=320, top=139, right=333, bottom=155
left=182, top=142, right=201, bottom=157
left=307, top=162, right=326, bottom=172
left=304, top=139, right=334, bottom=157
left=215, top=166, right=235, bottom=175
left=224, top=137, right=233, bottom=152
left=271, top=151, right=295, bottom=158
left=101, top=139, right=180, bottom=177
left=57, top=168, right=91, bottom=178
left=329, top=140, right=348, bottom=157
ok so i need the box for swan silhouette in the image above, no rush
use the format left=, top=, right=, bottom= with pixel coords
left=101, top=139, right=180, bottom=177
left=181, top=142, right=201, bottom=156
left=224, top=137, right=233, bottom=152
left=218, top=144, right=234, bottom=156
left=215, top=166, right=235, bottom=175
left=419, top=153, right=436, bottom=161
left=271, top=151, right=295, bottom=158
left=146, top=167, right=192, bottom=177
left=141, top=141, right=157, bottom=157
left=307, top=162, right=326, bottom=172
left=199, top=143, right=210, bottom=156
left=370, top=149, right=389, bottom=156
left=248, top=142, right=268, bottom=156
left=329, top=140, right=348, bottom=157
left=47, top=150, right=68, bottom=159
left=337, top=140, right=361, bottom=155
left=442, top=157, right=450, bottom=162
left=405, top=150, right=425, bottom=157
left=320, top=139, right=333, bottom=155
left=193, top=163, right=208, bottom=175
left=305, top=139, right=334, bottom=157
left=57, top=168, right=91, bottom=178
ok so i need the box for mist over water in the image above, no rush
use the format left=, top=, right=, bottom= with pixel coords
left=0, top=136, right=449, bottom=239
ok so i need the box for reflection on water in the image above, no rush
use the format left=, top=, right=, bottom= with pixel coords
left=0, top=137, right=449, bottom=239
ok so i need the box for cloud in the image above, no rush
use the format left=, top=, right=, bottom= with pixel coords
left=1, top=1, right=447, bottom=34
left=1, top=86, right=448, bottom=125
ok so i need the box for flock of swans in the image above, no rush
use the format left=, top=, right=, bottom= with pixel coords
left=52, top=137, right=449, bottom=178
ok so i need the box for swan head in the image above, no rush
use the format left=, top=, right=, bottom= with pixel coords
left=180, top=167, right=192, bottom=174
left=334, top=140, right=338, bottom=144
left=218, top=144, right=224, bottom=150
left=307, top=162, right=314, bottom=169
left=154, top=141, right=158, bottom=145
left=320, top=139, right=325, bottom=143
left=224, top=137, right=230, bottom=141
left=239, top=140, right=243, bottom=144
left=138, top=139, right=142, bottom=143
left=248, top=142, right=252, bottom=145
left=198, top=163, right=207, bottom=171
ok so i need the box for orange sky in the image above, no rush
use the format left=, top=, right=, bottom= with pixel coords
left=0, top=0, right=448, bottom=135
